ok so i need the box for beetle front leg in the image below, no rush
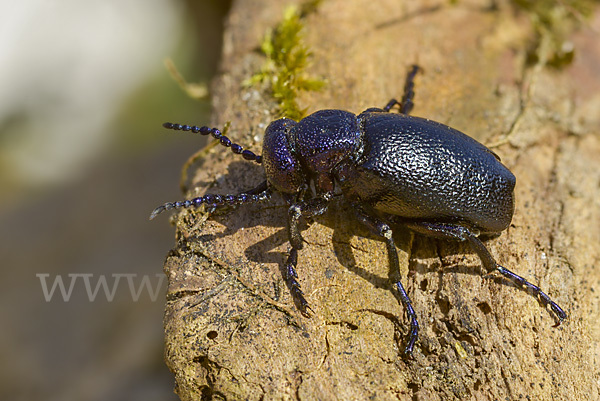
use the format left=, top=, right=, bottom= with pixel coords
left=404, top=221, right=567, bottom=324
left=150, top=180, right=271, bottom=220
left=354, top=205, right=419, bottom=357
left=285, top=194, right=333, bottom=316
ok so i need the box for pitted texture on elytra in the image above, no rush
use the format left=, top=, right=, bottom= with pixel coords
left=353, top=112, right=515, bottom=233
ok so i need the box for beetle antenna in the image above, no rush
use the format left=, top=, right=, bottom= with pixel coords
left=162, top=122, right=262, bottom=164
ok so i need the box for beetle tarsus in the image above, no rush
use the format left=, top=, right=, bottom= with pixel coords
left=494, top=265, right=567, bottom=323
left=284, top=247, right=312, bottom=316
left=394, top=281, right=419, bottom=356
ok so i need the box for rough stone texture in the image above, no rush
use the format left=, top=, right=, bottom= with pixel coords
left=163, top=1, right=600, bottom=400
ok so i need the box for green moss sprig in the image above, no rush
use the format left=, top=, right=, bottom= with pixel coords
left=245, top=3, right=326, bottom=120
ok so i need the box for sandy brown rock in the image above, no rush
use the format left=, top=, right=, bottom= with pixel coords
left=163, top=1, right=600, bottom=399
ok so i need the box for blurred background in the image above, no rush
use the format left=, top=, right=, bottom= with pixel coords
left=0, top=0, right=232, bottom=400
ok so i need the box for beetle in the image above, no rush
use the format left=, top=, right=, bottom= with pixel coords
left=151, top=65, right=566, bottom=356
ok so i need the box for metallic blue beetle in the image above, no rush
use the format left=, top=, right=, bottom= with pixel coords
left=152, top=66, right=566, bottom=356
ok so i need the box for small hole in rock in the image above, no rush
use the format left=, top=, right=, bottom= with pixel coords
left=477, top=302, right=492, bottom=315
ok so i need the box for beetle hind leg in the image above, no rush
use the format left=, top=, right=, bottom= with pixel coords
left=404, top=221, right=567, bottom=324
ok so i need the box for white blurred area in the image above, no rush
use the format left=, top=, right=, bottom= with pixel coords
left=0, top=0, right=180, bottom=191
left=0, top=1, right=218, bottom=400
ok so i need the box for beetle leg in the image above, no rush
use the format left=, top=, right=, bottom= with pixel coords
left=404, top=221, right=567, bottom=324
left=149, top=180, right=271, bottom=220
left=285, top=193, right=333, bottom=316
left=354, top=205, right=419, bottom=357
left=382, top=98, right=400, bottom=113
left=383, top=65, right=421, bottom=115
left=283, top=247, right=310, bottom=315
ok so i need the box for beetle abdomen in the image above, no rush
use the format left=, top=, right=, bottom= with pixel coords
left=353, top=112, right=515, bottom=233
